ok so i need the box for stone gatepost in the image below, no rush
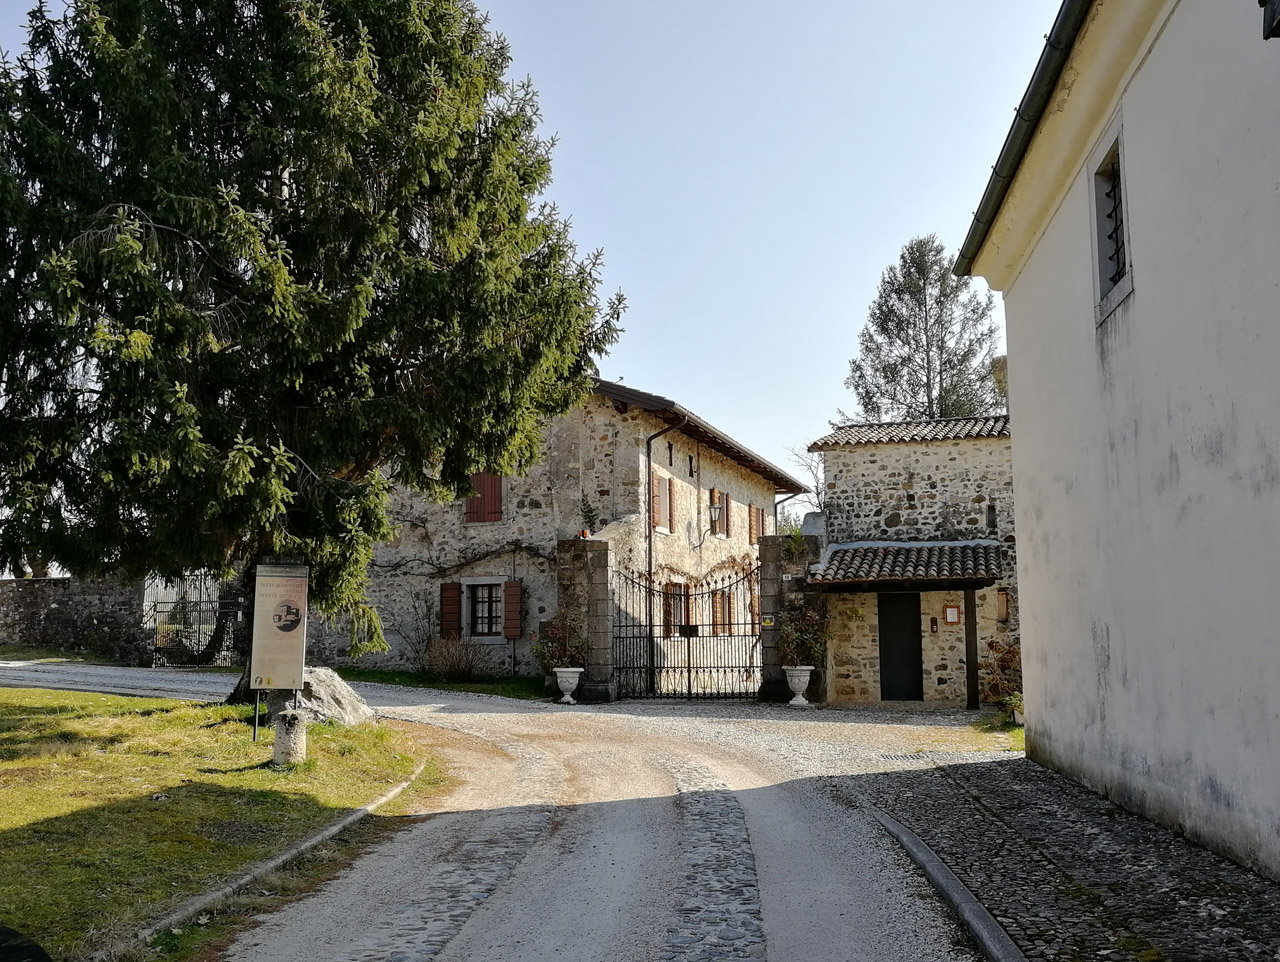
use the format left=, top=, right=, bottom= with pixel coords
left=758, top=534, right=824, bottom=702
left=556, top=538, right=617, bottom=703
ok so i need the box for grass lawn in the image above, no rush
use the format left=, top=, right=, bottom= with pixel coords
left=0, top=687, right=446, bottom=959
left=972, top=709, right=1026, bottom=751
left=0, top=642, right=117, bottom=664
left=334, top=666, right=549, bottom=701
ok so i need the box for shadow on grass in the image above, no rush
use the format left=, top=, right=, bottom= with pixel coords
left=0, top=778, right=357, bottom=959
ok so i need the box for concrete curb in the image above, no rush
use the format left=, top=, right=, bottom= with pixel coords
left=92, top=759, right=431, bottom=961
left=870, top=807, right=1028, bottom=962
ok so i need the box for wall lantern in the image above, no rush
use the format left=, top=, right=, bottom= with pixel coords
left=708, top=501, right=723, bottom=524
left=997, top=588, right=1010, bottom=623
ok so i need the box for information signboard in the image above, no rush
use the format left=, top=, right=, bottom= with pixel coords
left=250, top=564, right=309, bottom=690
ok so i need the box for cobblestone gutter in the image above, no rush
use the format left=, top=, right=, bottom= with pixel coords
left=847, top=754, right=1280, bottom=962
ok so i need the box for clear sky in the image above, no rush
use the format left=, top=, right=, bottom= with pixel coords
left=0, top=1, right=1057, bottom=482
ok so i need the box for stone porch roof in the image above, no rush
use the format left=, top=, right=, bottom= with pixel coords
left=809, top=540, right=1004, bottom=587
left=808, top=415, right=1009, bottom=450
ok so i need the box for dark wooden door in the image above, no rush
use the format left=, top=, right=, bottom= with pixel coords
left=878, top=593, right=923, bottom=700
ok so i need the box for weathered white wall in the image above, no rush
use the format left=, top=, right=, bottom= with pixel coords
left=1000, top=2, right=1280, bottom=877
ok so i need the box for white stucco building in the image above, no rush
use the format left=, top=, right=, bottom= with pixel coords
left=956, top=0, right=1280, bottom=877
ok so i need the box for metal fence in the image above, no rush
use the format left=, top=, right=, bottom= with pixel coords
left=611, top=565, right=761, bottom=700
left=145, top=573, right=248, bottom=668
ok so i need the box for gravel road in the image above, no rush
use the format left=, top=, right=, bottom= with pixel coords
left=2, top=661, right=1004, bottom=961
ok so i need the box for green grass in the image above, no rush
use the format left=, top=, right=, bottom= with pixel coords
left=0, top=642, right=116, bottom=664
left=971, top=709, right=1026, bottom=751
left=333, top=666, right=549, bottom=700
left=0, top=687, right=445, bottom=958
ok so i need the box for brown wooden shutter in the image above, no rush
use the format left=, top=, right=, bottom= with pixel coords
left=503, top=580, right=522, bottom=639
left=440, top=581, right=462, bottom=638
left=663, top=583, right=674, bottom=637
left=723, top=492, right=732, bottom=537
left=748, top=503, right=758, bottom=545
left=651, top=469, right=661, bottom=527
left=710, top=488, right=720, bottom=535
left=668, top=476, right=677, bottom=531
left=465, top=473, right=503, bottom=523
left=711, top=590, right=723, bottom=634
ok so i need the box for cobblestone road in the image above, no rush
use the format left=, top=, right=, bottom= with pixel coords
left=5, top=662, right=1280, bottom=961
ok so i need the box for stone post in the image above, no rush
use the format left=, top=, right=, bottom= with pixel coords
left=758, top=534, right=824, bottom=702
left=273, top=709, right=307, bottom=766
left=557, top=538, right=617, bottom=703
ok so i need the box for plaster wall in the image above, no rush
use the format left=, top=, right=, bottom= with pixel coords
left=997, top=2, right=1280, bottom=877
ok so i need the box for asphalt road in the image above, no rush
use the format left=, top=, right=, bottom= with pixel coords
left=1, top=661, right=992, bottom=962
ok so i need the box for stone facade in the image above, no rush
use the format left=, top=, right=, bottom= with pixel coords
left=813, top=432, right=1020, bottom=706
left=0, top=576, right=149, bottom=664
left=310, top=389, right=787, bottom=675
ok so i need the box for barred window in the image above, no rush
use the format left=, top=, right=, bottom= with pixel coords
left=1092, top=136, right=1132, bottom=321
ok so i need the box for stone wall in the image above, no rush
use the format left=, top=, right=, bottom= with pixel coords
left=310, top=392, right=783, bottom=673
left=817, top=434, right=1020, bottom=705
left=0, top=576, right=149, bottom=664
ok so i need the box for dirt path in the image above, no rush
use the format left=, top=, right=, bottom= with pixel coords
left=222, top=701, right=995, bottom=962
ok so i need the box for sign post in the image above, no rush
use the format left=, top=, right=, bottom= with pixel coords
left=250, top=563, right=309, bottom=740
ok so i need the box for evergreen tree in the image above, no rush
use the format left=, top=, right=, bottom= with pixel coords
left=843, top=234, right=998, bottom=422
left=0, top=0, right=622, bottom=652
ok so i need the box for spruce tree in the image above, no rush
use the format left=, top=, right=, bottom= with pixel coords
left=844, top=234, right=998, bottom=422
left=0, top=0, right=622, bottom=652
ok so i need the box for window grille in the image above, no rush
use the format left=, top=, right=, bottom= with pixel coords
left=1103, top=158, right=1127, bottom=287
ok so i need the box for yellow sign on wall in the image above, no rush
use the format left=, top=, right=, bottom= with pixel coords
left=250, top=564, right=309, bottom=690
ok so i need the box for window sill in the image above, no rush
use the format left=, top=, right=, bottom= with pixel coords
left=1095, top=271, right=1134, bottom=327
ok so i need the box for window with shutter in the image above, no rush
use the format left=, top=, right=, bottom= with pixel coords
left=440, top=581, right=463, bottom=638
left=503, top=581, right=523, bottom=639
left=464, top=473, right=503, bottom=523
left=663, top=582, right=688, bottom=637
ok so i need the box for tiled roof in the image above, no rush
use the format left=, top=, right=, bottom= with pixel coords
left=810, top=541, right=1005, bottom=585
left=808, top=415, right=1009, bottom=450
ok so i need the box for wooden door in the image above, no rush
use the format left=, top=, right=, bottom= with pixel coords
left=878, top=593, right=923, bottom=700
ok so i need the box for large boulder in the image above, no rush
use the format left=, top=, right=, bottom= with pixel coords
left=226, top=667, right=376, bottom=726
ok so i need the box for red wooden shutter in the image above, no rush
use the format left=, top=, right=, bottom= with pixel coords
left=711, top=590, right=724, bottom=634
left=440, top=581, right=462, bottom=638
left=464, top=475, right=483, bottom=522
left=710, top=488, right=720, bottom=535
left=668, top=476, right=676, bottom=531
left=651, top=469, right=661, bottom=527
left=503, top=580, right=522, bottom=639
left=748, top=503, right=758, bottom=545
left=723, top=492, right=732, bottom=537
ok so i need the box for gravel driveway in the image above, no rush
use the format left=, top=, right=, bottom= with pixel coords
left=2, top=661, right=1007, bottom=961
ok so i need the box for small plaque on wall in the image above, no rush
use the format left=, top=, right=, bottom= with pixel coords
left=943, top=605, right=961, bottom=625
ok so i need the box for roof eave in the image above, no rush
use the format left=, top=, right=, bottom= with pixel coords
left=954, top=0, right=1094, bottom=277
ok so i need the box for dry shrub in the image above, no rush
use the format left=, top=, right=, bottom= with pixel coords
left=427, top=635, right=499, bottom=681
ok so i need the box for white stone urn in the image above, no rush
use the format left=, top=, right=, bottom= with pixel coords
left=553, top=667, right=584, bottom=705
left=783, top=666, right=814, bottom=707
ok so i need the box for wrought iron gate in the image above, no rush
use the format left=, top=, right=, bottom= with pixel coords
left=611, top=566, right=761, bottom=700
left=145, top=573, right=249, bottom=668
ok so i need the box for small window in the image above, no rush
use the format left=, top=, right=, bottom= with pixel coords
left=1092, top=133, right=1133, bottom=323
left=663, top=583, right=689, bottom=637
left=688, top=454, right=695, bottom=479
left=651, top=470, right=675, bottom=531
left=986, top=503, right=997, bottom=532
left=468, top=583, right=502, bottom=636
left=464, top=473, right=503, bottom=523
left=667, top=441, right=674, bottom=467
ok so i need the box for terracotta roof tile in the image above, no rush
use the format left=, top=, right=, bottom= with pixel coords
left=810, top=541, right=1005, bottom=585
left=808, top=415, right=1009, bottom=449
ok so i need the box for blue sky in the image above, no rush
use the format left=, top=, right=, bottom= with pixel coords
left=0, top=1, right=1056, bottom=479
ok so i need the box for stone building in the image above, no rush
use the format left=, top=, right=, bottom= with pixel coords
left=954, top=0, right=1280, bottom=877
left=805, top=416, right=1018, bottom=706
left=311, top=378, right=806, bottom=676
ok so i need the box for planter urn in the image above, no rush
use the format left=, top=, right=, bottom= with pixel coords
left=783, top=666, right=815, bottom=707
left=553, top=667, right=584, bottom=705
